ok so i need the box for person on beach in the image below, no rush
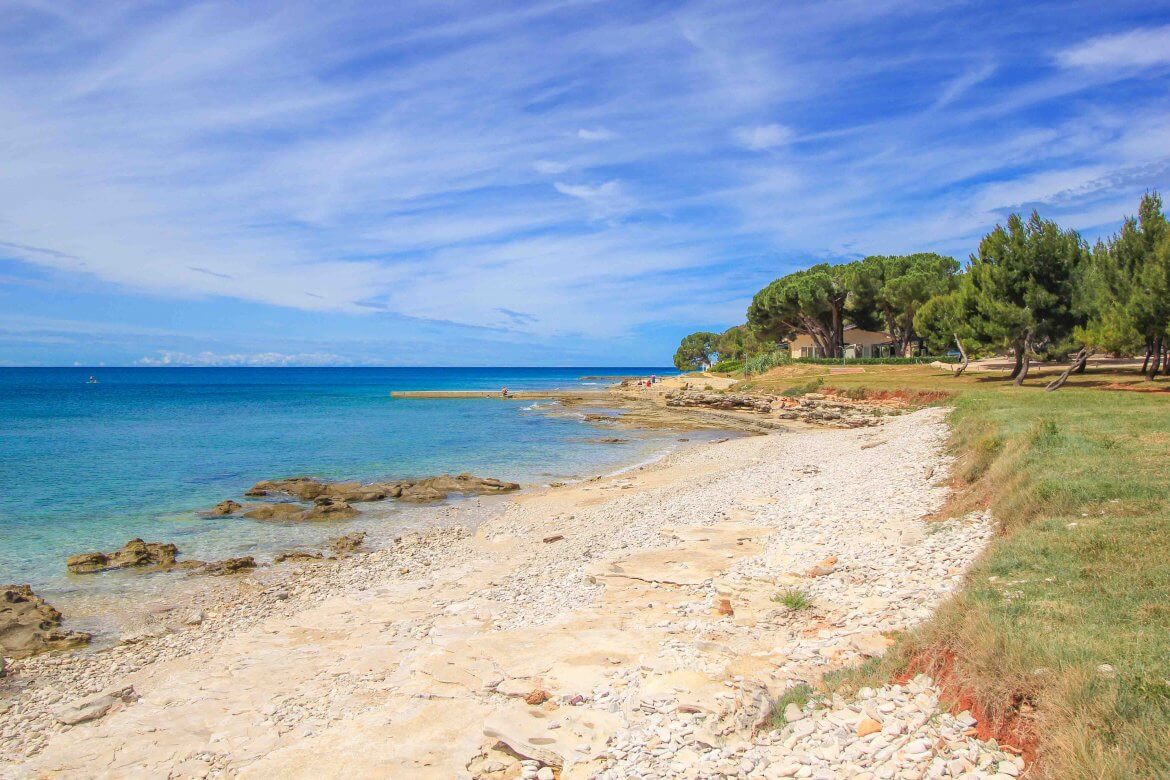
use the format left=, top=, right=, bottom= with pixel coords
left=501, top=387, right=510, bottom=398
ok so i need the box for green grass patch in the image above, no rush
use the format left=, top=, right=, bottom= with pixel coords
left=773, top=588, right=813, bottom=611
left=771, top=683, right=815, bottom=726
left=780, top=377, right=824, bottom=398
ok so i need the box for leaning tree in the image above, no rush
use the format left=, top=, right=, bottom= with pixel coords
left=747, top=263, right=851, bottom=357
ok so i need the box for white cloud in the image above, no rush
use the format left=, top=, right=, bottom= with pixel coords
left=552, top=180, right=633, bottom=218
left=534, top=159, right=570, bottom=174
left=732, top=123, right=793, bottom=151
left=577, top=127, right=617, bottom=142
left=1056, top=24, right=1170, bottom=69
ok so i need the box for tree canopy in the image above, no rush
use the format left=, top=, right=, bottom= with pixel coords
left=672, top=331, right=719, bottom=371
left=747, top=263, right=850, bottom=357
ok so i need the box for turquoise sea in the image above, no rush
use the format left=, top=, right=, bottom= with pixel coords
left=0, top=367, right=687, bottom=603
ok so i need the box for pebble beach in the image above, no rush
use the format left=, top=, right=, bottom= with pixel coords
left=1, top=402, right=1018, bottom=779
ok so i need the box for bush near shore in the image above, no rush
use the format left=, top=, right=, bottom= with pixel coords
left=748, top=363, right=1170, bottom=779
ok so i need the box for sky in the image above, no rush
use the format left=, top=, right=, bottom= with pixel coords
left=1, top=0, right=1169, bottom=367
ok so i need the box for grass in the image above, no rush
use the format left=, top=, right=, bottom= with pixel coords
left=779, top=377, right=824, bottom=398
left=773, top=588, right=813, bottom=611
left=748, top=362, right=1170, bottom=779
left=771, top=683, right=815, bottom=726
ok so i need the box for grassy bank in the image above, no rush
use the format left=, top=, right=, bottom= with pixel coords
left=750, top=365, right=1170, bottom=778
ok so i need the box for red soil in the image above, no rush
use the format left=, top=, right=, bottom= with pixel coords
left=897, top=649, right=1039, bottom=767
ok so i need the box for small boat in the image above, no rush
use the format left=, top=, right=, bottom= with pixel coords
left=86, top=375, right=99, bottom=384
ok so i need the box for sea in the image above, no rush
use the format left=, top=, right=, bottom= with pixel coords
left=0, top=367, right=697, bottom=612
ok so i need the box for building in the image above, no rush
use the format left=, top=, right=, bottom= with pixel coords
left=786, top=326, right=899, bottom=358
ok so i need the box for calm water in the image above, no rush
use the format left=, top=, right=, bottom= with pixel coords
left=0, top=367, right=682, bottom=598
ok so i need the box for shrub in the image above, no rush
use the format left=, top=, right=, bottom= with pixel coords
left=710, top=358, right=744, bottom=373
left=773, top=588, right=813, bottom=610
left=743, top=350, right=791, bottom=375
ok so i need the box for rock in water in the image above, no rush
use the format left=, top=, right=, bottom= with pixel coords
left=0, top=585, right=92, bottom=659
left=197, top=557, right=257, bottom=576
left=328, top=532, right=366, bottom=555
left=273, top=550, right=324, bottom=564
left=66, top=539, right=180, bottom=574
left=242, top=503, right=304, bottom=521
left=208, top=499, right=243, bottom=516
left=302, top=497, right=358, bottom=521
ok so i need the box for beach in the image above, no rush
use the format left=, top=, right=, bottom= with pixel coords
left=0, top=391, right=1023, bottom=779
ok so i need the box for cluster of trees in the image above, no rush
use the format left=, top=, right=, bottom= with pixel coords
left=674, top=193, right=1170, bottom=387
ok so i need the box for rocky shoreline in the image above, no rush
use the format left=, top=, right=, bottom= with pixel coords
left=0, top=402, right=1021, bottom=779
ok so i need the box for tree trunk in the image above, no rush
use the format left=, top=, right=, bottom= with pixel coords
left=1146, top=337, right=1162, bottom=380
left=1008, top=342, right=1025, bottom=380
left=1013, top=336, right=1032, bottom=386
left=1046, top=348, right=1088, bottom=392
left=830, top=305, right=843, bottom=358
left=1141, top=344, right=1152, bottom=374
left=953, top=334, right=970, bottom=378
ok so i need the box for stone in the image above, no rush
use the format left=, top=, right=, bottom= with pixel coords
left=542, top=535, right=564, bottom=544
left=66, top=539, right=180, bottom=574
left=274, top=550, right=324, bottom=563
left=784, top=703, right=805, bottom=722
left=243, top=503, right=305, bottom=521
left=196, top=557, right=257, bottom=576
left=525, top=689, right=551, bottom=705
left=0, top=584, right=92, bottom=659
left=856, top=717, right=882, bottom=737
left=537, top=768, right=554, bottom=780
left=208, top=499, right=243, bottom=516
left=328, top=532, right=366, bottom=555
left=56, top=686, right=136, bottom=726
left=302, top=497, right=359, bottom=521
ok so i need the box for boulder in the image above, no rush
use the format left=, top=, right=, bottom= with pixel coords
left=246, top=477, right=327, bottom=501
left=66, top=539, right=180, bottom=574
left=302, top=497, right=359, bottom=521
left=0, top=585, right=92, bottom=659
left=242, top=503, right=304, bottom=521
left=328, top=532, right=366, bottom=555
left=197, top=557, right=257, bottom=576
left=394, top=474, right=520, bottom=503
left=208, top=499, right=243, bottom=516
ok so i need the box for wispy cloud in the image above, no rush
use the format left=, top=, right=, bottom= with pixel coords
left=134, top=350, right=352, bottom=367
left=0, top=1, right=1167, bottom=365
left=732, top=123, right=793, bottom=150
left=577, top=127, right=617, bottom=142
left=1056, top=24, right=1170, bottom=69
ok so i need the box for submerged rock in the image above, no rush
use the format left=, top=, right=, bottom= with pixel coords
left=66, top=539, right=180, bottom=574
left=208, top=499, right=243, bottom=516
left=0, top=585, right=92, bottom=659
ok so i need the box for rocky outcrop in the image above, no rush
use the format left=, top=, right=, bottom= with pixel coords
left=208, top=499, right=243, bottom=516
left=327, top=532, right=365, bottom=556
left=196, top=557, right=257, bottom=576
left=66, top=539, right=180, bottom=574
left=273, top=550, right=324, bottom=564
left=391, top=474, right=520, bottom=502
left=302, top=497, right=358, bottom=521
left=1, top=585, right=92, bottom=659
left=665, top=391, right=774, bottom=413
left=237, top=473, right=520, bottom=511
left=56, top=686, right=137, bottom=726
left=242, top=503, right=304, bottom=521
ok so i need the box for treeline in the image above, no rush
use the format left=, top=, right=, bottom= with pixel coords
left=674, top=193, right=1170, bottom=387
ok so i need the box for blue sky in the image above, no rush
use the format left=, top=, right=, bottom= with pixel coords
left=1, top=0, right=1169, bottom=366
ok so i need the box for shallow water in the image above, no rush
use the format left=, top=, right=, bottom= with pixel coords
left=0, top=367, right=684, bottom=603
